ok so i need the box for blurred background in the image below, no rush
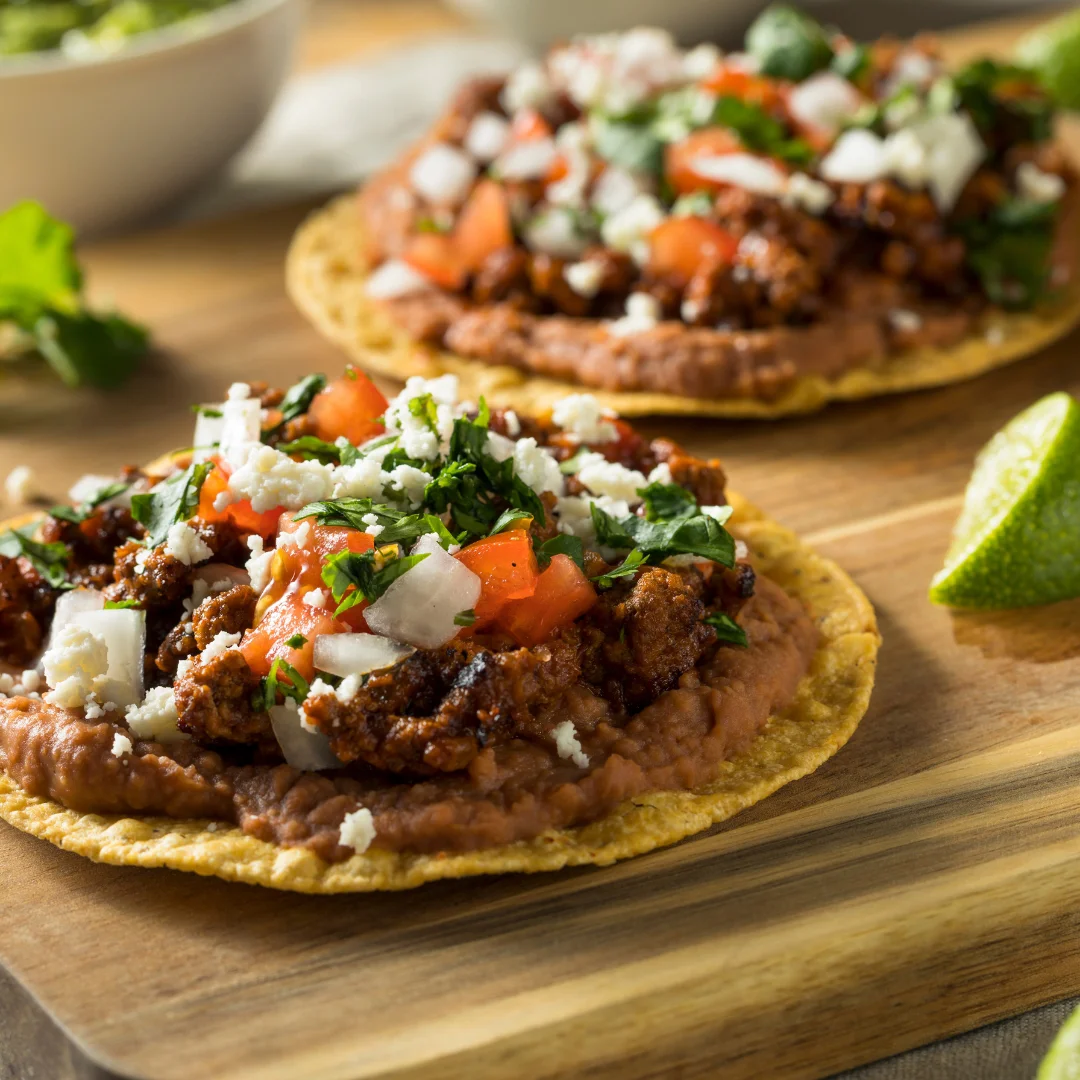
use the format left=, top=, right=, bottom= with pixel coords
left=0, top=0, right=1067, bottom=237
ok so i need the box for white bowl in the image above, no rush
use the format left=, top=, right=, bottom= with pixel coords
left=446, top=0, right=768, bottom=50
left=0, top=0, right=306, bottom=236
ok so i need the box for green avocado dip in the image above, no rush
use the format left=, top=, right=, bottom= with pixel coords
left=0, top=0, right=236, bottom=58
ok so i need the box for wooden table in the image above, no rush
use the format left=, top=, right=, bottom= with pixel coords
left=4, top=6, right=1080, bottom=1080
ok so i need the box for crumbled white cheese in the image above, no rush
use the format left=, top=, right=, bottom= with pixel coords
left=787, top=72, right=864, bottom=136
left=387, top=464, right=433, bottom=508
left=125, top=686, right=186, bottom=744
left=601, top=194, right=666, bottom=264
left=336, top=674, right=363, bottom=703
left=486, top=431, right=517, bottom=463
left=338, top=807, right=376, bottom=854
left=511, top=438, right=564, bottom=497
left=688, top=153, right=788, bottom=196
left=552, top=719, right=590, bottom=769
left=83, top=693, right=105, bottom=720
left=245, top=534, right=274, bottom=595
left=0, top=674, right=13, bottom=695
left=591, top=166, right=650, bottom=217
left=227, top=445, right=334, bottom=513
left=176, top=658, right=194, bottom=679
left=735, top=540, right=749, bottom=561
left=564, top=259, right=606, bottom=298
left=464, top=110, right=511, bottom=162
left=784, top=172, right=835, bottom=216
left=212, top=491, right=231, bottom=514
left=683, top=42, right=721, bottom=81
left=111, top=733, right=133, bottom=759
left=201, top=630, right=241, bottom=662
left=164, top=522, right=213, bottom=567
left=608, top=292, right=662, bottom=337
left=383, top=375, right=458, bottom=461
left=42, top=624, right=111, bottom=709
left=17, top=669, right=40, bottom=693
left=365, top=258, right=433, bottom=299
left=279, top=520, right=312, bottom=550
left=552, top=394, right=618, bottom=444
left=889, top=309, right=923, bottom=333
left=577, top=459, right=648, bottom=504
left=361, top=512, right=384, bottom=539
left=4, top=465, right=33, bottom=504
left=227, top=382, right=251, bottom=401
left=885, top=49, right=937, bottom=95
left=888, top=113, right=985, bottom=212
left=409, top=142, right=477, bottom=205
left=524, top=207, right=588, bottom=259
left=503, top=410, right=521, bottom=437
left=647, top=462, right=673, bottom=485
left=331, top=455, right=387, bottom=500
left=820, top=128, right=889, bottom=185
left=1017, top=161, right=1066, bottom=204
left=303, top=588, right=327, bottom=610
left=547, top=147, right=592, bottom=209
left=501, top=61, right=553, bottom=114
left=497, top=137, right=558, bottom=182
left=133, top=547, right=151, bottom=575
left=554, top=493, right=630, bottom=542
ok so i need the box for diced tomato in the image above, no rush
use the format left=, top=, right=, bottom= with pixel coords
left=453, top=179, right=513, bottom=273
left=402, top=231, right=468, bottom=290
left=665, top=127, right=744, bottom=194
left=241, top=591, right=348, bottom=681
left=648, top=217, right=738, bottom=285
left=497, top=555, right=597, bottom=647
left=510, top=108, right=552, bottom=142
left=701, top=66, right=783, bottom=109
left=197, top=463, right=281, bottom=538
left=308, top=369, right=388, bottom=446
left=454, top=530, right=540, bottom=627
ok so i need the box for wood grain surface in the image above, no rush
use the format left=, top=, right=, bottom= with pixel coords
left=3, top=7, right=1080, bottom=1080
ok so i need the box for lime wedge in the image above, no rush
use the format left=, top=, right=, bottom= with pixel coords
left=1038, top=1004, right=1080, bottom=1080
left=929, top=392, right=1080, bottom=609
left=1017, top=8, right=1080, bottom=111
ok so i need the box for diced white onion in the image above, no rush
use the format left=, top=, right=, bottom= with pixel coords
left=269, top=703, right=341, bottom=771
left=365, top=258, right=434, bottom=299
left=409, top=142, right=477, bottom=205
left=72, top=608, right=146, bottom=708
left=464, top=111, right=510, bottom=162
left=820, top=129, right=888, bottom=185
left=218, top=397, right=262, bottom=470
left=497, top=138, right=557, bottom=181
left=688, top=153, right=788, bottom=195
left=313, top=633, right=415, bottom=678
left=364, top=534, right=481, bottom=649
left=787, top=72, right=864, bottom=136
left=192, top=406, right=225, bottom=462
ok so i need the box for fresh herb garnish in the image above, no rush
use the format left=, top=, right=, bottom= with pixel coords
left=255, top=658, right=310, bottom=711
left=130, top=461, right=212, bottom=549
left=191, top=405, right=223, bottom=419
left=489, top=508, right=533, bottom=534
left=536, top=534, right=585, bottom=571
left=831, top=43, right=870, bottom=84
left=295, top=498, right=462, bottom=549
left=591, top=115, right=665, bottom=176
left=49, top=480, right=129, bottom=525
left=321, top=548, right=430, bottom=615
left=0, top=202, right=150, bottom=389
left=454, top=609, right=477, bottom=627
left=591, top=548, right=647, bottom=590
left=559, top=448, right=594, bottom=475
left=710, top=96, right=814, bottom=165
left=104, top=599, right=140, bottom=610
left=639, top=481, right=698, bottom=523
left=277, top=435, right=358, bottom=466
left=704, top=611, right=749, bottom=648
left=950, top=59, right=1053, bottom=148
left=745, top=4, right=834, bottom=82
left=0, top=528, right=71, bottom=589
left=285, top=633, right=308, bottom=649
left=262, top=373, right=327, bottom=439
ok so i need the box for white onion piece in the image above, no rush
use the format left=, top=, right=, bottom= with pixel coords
left=365, top=259, right=432, bottom=300
left=192, top=405, right=225, bottom=462
left=364, top=534, right=481, bottom=649
left=72, top=608, right=146, bottom=707
left=191, top=563, right=250, bottom=591
left=820, top=129, right=888, bottom=185
left=689, top=153, right=788, bottom=195
left=44, top=588, right=105, bottom=656
left=313, top=633, right=414, bottom=678
left=787, top=72, right=863, bottom=136
left=218, top=397, right=262, bottom=469
left=269, top=703, right=341, bottom=771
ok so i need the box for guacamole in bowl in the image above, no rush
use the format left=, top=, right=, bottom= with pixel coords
left=0, top=0, right=236, bottom=58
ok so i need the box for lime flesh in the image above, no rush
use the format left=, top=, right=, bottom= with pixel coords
left=1017, top=8, right=1080, bottom=111
left=929, top=392, right=1080, bottom=609
left=1038, top=1004, right=1080, bottom=1080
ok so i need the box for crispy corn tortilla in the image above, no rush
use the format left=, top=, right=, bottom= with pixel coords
left=287, top=195, right=1080, bottom=419
left=0, top=493, right=878, bottom=892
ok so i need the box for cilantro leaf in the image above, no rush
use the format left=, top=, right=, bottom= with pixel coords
left=31, top=309, right=149, bottom=391
left=104, top=599, right=140, bottom=610
left=490, top=508, right=533, bottom=534
left=745, top=4, right=834, bottom=82
left=454, top=609, right=477, bottom=627
left=130, top=462, right=212, bottom=549
left=592, top=116, right=665, bottom=175
left=710, top=96, right=814, bottom=165
left=256, top=658, right=310, bottom=711
left=536, top=534, right=585, bottom=571
left=321, top=549, right=429, bottom=615
left=285, top=633, right=308, bottom=649
left=277, top=436, right=353, bottom=465
left=704, top=611, right=749, bottom=648
left=639, top=482, right=698, bottom=523
left=590, top=503, right=736, bottom=566
left=591, top=548, right=647, bottom=590
left=0, top=528, right=71, bottom=589
left=951, top=59, right=1053, bottom=147
left=49, top=480, right=129, bottom=525
left=295, top=498, right=461, bottom=549
left=263, top=373, right=327, bottom=439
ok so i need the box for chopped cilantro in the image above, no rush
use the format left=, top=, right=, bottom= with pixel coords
left=256, top=658, right=310, bottom=711
left=321, top=548, right=429, bottom=615
left=277, top=435, right=356, bottom=465
left=536, top=534, right=585, bottom=571
left=104, top=599, right=140, bottom=610
left=0, top=528, right=71, bottom=589
left=591, top=116, right=665, bottom=175
left=407, top=392, right=442, bottom=437
left=704, top=611, right=749, bottom=648
left=831, top=43, right=870, bottom=84
left=295, top=498, right=462, bottom=549
left=0, top=202, right=150, bottom=390
left=262, top=373, right=327, bottom=439
left=191, top=405, right=223, bottom=419
left=950, top=59, right=1053, bottom=147
left=639, top=481, right=698, bottom=523
left=285, top=633, right=308, bottom=649
left=489, top=508, right=533, bottom=534
left=710, top=96, right=814, bottom=165
left=454, top=609, right=477, bottom=627
left=591, top=548, right=647, bottom=590
left=49, top=479, right=129, bottom=524
left=130, top=461, right=212, bottom=549
left=590, top=503, right=736, bottom=567
left=745, top=4, right=833, bottom=82
left=559, top=448, right=594, bottom=475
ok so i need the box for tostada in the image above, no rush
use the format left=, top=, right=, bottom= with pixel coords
left=0, top=369, right=877, bottom=891
left=289, top=5, right=1080, bottom=418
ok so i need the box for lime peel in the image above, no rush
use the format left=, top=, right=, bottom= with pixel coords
left=1037, top=1002, right=1080, bottom=1080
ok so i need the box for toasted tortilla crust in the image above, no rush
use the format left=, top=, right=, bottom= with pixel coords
left=0, top=492, right=878, bottom=892
left=287, top=195, right=1080, bottom=419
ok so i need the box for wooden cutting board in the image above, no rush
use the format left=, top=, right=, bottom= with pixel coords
left=5, top=12, right=1080, bottom=1080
